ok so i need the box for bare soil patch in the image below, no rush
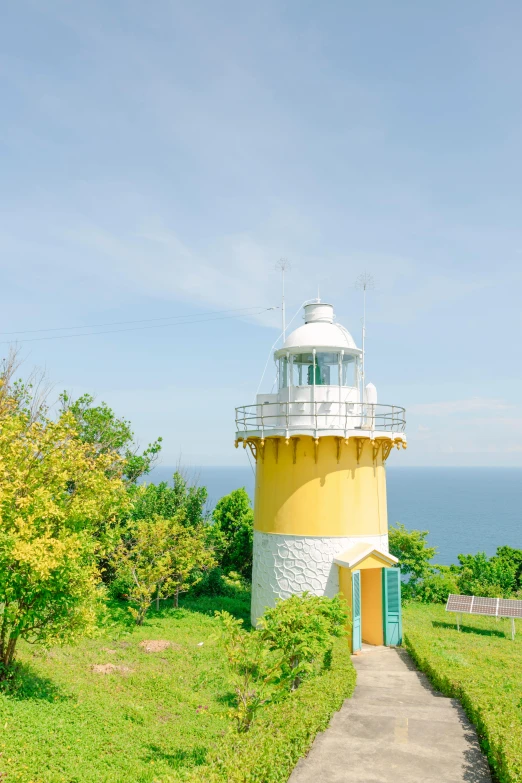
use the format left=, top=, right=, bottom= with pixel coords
left=139, top=639, right=179, bottom=653
left=91, top=663, right=133, bottom=675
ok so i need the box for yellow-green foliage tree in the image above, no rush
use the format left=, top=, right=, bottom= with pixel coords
left=0, top=378, right=128, bottom=678
left=113, top=514, right=215, bottom=624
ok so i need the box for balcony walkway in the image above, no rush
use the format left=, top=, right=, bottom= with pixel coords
left=288, top=645, right=491, bottom=783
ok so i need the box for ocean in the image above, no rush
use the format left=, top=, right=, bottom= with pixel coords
left=145, top=466, right=522, bottom=567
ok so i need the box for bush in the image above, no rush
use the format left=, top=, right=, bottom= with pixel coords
left=216, top=611, right=285, bottom=732
left=190, top=567, right=250, bottom=598
left=184, top=635, right=356, bottom=783
left=389, top=523, right=437, bottom=599
left=259, top=593, right=348, bottom=690
left=414, top=566, right=460, bottom=604
left=216, top=593, right=348, bottom=733
left=457, top=552, right=517, bottom=598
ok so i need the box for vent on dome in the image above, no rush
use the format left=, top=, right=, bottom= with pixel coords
left=304, top=303, right=334, bottom=324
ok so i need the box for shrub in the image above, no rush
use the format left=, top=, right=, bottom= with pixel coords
left=457, top=552, right=517, bottom=598
left=216, top=611, right=284, bottom=732
left=216, top=593, right=348, bottom=735
left=414, top=566, right=460, bottom=603
left=190, top=567, right=250, bottom=598
left=184, top=634, right=356, bottom=783
left=258, top=593, right=348, bottom=690
left=389, top=523, right=437, bottom=598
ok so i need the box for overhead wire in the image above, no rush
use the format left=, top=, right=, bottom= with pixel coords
left=0, top=306, right=277, bottom=345
left=0, top=305, right=274, bottom=338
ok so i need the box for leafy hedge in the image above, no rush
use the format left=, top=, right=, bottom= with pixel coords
left=183, top=635, right=356, bottom=783
left=403, top=603, right=522, bottom=783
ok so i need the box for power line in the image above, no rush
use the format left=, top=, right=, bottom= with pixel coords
left=0, top=307, right=277, bottom=345
left=0, top=305, right=271, bottom=337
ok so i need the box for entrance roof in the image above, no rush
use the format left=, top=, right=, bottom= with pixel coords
left=334, top=541, right=399, bottom=570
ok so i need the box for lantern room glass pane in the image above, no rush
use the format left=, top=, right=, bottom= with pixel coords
left=316, top=352, right=339, bottom=385
left=291, top=353, right=313, bottom=387
left=280, top=352, right=358, bottom=387
left=341, top=355, right=357, bottom=387
left=278, top=357, right=289, bottom=390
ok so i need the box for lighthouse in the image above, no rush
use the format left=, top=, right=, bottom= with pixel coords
left=235, top=300, right=407, bottom=651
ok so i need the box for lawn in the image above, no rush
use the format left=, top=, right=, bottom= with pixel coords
left=0, top=592, right=356, bottom=783
left=0, top=593, right=250, bottom=783
left=403, top=602, right=522, bottom=783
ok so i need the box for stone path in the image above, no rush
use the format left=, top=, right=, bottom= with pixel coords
left=289, top=645, right=492, bottom=783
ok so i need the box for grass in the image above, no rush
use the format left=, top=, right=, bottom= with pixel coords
left=0, top=592, right=356, bottom=783
left=0, top=593, right=250, bottom=783
left=403, top=602, right=522, bottom=783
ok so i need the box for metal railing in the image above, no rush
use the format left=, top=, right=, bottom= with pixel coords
left=235, top=401, right=406, bottom=437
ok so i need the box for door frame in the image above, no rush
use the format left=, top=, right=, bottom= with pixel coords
left=352, top=568, right=362, bottom=653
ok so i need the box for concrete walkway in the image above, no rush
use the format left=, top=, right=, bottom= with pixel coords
left=289, top=645, right=491, bottom=783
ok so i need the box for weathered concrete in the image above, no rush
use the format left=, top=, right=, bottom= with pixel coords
left=288, top=646, right=491, bottom=783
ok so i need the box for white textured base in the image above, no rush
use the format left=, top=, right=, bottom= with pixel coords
left=251, top=531, right=389, bottom=626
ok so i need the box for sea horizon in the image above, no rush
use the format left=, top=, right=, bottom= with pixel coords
left=143, top=465, right=522, bottom=568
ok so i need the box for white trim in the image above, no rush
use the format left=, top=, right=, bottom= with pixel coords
left=333, top=542, right=398, bottom=569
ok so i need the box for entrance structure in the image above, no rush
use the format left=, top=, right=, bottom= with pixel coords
left=235, top=301, right=407, bottom=651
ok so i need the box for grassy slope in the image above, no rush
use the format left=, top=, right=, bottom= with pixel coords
left=0, top=594, right=356, bottom=783
left=0, top=595, right=250, bottom=783
left=403, top=603, right=522, bottom=783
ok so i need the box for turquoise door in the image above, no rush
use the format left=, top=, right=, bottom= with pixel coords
left=352, top=569, right=362, bottom=652
left=383, top=567, right=402, bottom=646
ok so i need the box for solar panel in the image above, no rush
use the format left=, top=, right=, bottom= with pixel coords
left=472, top=597, right=499, bottom=615
left=446, top=594, right=473, bottom=613
left=446, top=593, right=522, bottom=639
left=498, top=599, right=522, bottom=619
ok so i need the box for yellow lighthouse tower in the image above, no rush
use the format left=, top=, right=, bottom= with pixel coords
left=235, top=300, right=407, bottom=651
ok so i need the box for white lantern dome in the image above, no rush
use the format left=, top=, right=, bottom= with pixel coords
left=276, top=302, right=360, bottom=357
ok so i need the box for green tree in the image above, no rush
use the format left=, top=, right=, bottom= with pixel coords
left=211, top=488, right=254, bottom=578
left=60, top=392, right=162, bottom=483
left=0, top=384, right=128, bottom=678
left=129, top=472, right=208, bottom=528
left=259, top=593, right=348, bottom=690
left=112, top=514, right=215, bottom=623
left=389, top=523, right=437, bottom=598
left=493, top=546, right=522, bottom=590
left=457, top=552, right=517, bottom=598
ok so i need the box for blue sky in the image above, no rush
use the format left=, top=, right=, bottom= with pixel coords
left=1, top=0, right=522, bottom=466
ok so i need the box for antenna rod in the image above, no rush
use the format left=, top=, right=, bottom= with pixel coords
left=355, top=272, right=375, bottom=400
left=276, top=258, right=292, bottom=342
